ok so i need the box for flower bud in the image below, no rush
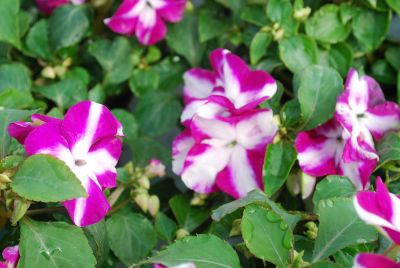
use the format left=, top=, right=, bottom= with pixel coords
left=41, top=66, right=56, bottom=79
left=0, top=174, right=11, bottom=184
left=229, top=219, right=242, bottom=237
left=176, top=228, right=190, bottom=239
left=134, top=193, right=149, bottom=213
left=146, top=159, right=166, bottom=178
left=54, top=66, right=67, bottom=78
left=62, top=57, right=72, bottom=68
left=190, top=193, right=207, bottom=206
left=11, top=199, right=30, bottom=225
left=138, top=177, right=150, bottom=190
left=148, top=195, right=160, bottom=217
left=301, top=173, right=316, bottom=199
left=304, top=221, right=318, bottom=240
left=294, top=7, right=312, bottom=22
left=124, top=162, right=134, bottom=175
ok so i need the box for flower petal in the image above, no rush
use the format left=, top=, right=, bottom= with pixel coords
left=61, top=101, right=122, bottom=160
left=156, top=0, right=186, bottom=23
left=172, top=130, right=195, bottom=175
left=183, top=68, right=215, bottom=104
left=190, top=116, right=235, bottom=143
left=339, top=156, right=376, bottom=190
left=216, top=146, right=264, bottom=199
left=2, top=246, right=19, bottom=266
left=8, top=122, right=35, bottom=144
left=64, top=177, right=110, bottom=227
left=85, top=137, right=122, bottom=188
left=135, top=6, right=166, bottom=45
left=344, top=69, right=370, bottom=114
left=363, top=102, right=400, bottom=140
left=354, top=253, right=399, bottom=268
left=181, top=143, right=230, bottom=194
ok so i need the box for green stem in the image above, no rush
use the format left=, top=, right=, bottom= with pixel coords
left=26, top=207, right=65, bottom=216
left=108, top=184, right=125, bottom=207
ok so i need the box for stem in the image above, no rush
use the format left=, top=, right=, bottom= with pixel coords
left=384, top=244, right=398, bottom=256
left=26, top=207, right=65, bottom=216
left=108, top=185, right=125, bottom=207
left=107, top=199, right=130, bottom=216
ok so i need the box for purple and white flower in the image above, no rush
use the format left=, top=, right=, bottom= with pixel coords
left=35, top=0, right=85, bottom=15
left=8, top=101, right=123, bottom=227
left=353, top=253, right=400, bottom=268
left=295, top=118, right=377, bottom=190
left=354, top=177, right=400, bottom=244
left=0, top=246, right=19, bottom=268
left=104, top=0, right=186, bottom=45
left=336, top=69, right=400, bottom=161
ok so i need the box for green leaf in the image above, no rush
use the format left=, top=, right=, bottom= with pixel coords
left=129, top=68, right=160, bottom=96
left=166, top=12, right=205, bottom=66
left=240, top=5, right=268, bottom=26
left=279, top=35, right=319, bottom=73
left=212, top=190, right=300, bottom=230
left=386, top=0, right=400, bottom=15
left=385, top=46, right=400, bottom=71
left=198, top=9, right=230, bottom=42
left=0, top=63, right=31, bottom=93
left=48, top=5, right=90, bottom=51
left=25, top=20, right=52, bottom=61
left=147, top=234, right=241, bottom=268
left=88, top=37, right=134, bottom=85
left=370, top=59, right=396, bottom=85
left=0, top=0, right=20, bottom=48
left=19, top=218, right=96, bottom=268
left=306, top=4, right=351, bottom=44
left=36, top=77, right=87, bottom=110
left=312, top=176, right=356, bottom=212
left=328, top=42, right=353, bottom=77
left=267, top=0, right=298, bottom=35
left=134, top=91, right=181, bottom=136
left=83, top=220, right=109, bottom=268
left=0, top=108, right=34, bottom=158
left=155, top=212, right=177, bottom=242
left=352, top=9, right=390, bottom=52
left=11, top=155, right=86, bottom=202
left=250, top=31, right=272, bottom=65
left=0, top=88, right=33, bottom=109
left=214, top=0, right=244, bottom=11
left=112, top=109, right=138, bottom=141
left=106, top=211, right=157, bottom=266
left=241, top=205, right=293, bottom=267
left=377, top=132, right=400, bottom=168
left=169, top=195, right=210, bottom=232
left=152, top=58, right=185, bottom=93
left=312, top=198, right=378, bottom=262
left=128, top=136, right=170, bottom=166
left=298, top=65, right=343, bottom=130
left=264, top=140, right=297, bottom=197
left=339, top=2, right=360, bottom=24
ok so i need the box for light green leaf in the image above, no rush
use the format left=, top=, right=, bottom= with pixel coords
left=264, top=140, right=297, bottom=197
left=377, top=132, right=400, bottom=168
left=146, top=234, right=241, bottom=268
left=129, top=68, right=160, bottom=96
left=0, top=0, right=20, bottom=48
left=241, top=205, right=293, bottom=267
left=19, top=218, right=96, bottom=268
left=112, top=109, right=138, bottom=141
left=48, top=5, right=90, bottom=51
left=279, top=35, right=319, bottom=73
left=312, top=198, right=378, bottom=262
left=169, top=195, right=210, bottom=232
left=25, top=19, right=52, bottom=61
left=386, top=0, right=400, bottom=15
left=107, top=211, right=157, bottom=266
left=250, top=31, right=272, bottom=65
left=306, top=4, right=351, bottom=44
left=0, top=63, right=31, bottom=93
left=298, top=65, right=343, bottom=130
left=11, top=155, right=86, bottom=202
left=267, top=0, right=298, bottom=35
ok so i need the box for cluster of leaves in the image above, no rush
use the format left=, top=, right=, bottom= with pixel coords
left=1, top=0, right=400, bottom=267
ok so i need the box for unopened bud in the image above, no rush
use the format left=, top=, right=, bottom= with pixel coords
left=147, top=195, right=160, bottom=217
left=286, top=174, right=300, bottom=196
left=124, top=162, right=134, bottom=175
left=304, top=221, right=318, bottom=240
left=294, top=7, right=312, bottom=21
left=0, top=174, right=11, bottom=184
left=134, top=193, right=149, bottom=213
left=91, top=0, right=108, bottom=7
left=138, top=177, right=150, bottom=190
left=41, top=66, right=56, bottom=79
left=146, top=159, right=166, bottom=178
left=273, top=28, right=285, bottom=41
left=11, top=199, right=30, bottom=225
left=176, top=228, right=190, bottom=239
left=229, top=219, right=242, bottom=237
left=301, top=173, right=316, bottom=199
left=54, top=66, right=67, bottom=77
left=190, top=193, right=207, bottom=206
left=62, top=58, right=72, bottom=68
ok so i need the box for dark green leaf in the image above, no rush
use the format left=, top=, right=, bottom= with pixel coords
left=129, top=68, right=160, bottom=96
left=328, top=42, right=353, bottom=77
left=25, top=19, right=52, bottom=61
left=112, top=109, right=138, bottom=141
left=377, top=131, right=400, bottom=168
left=370, top=59, right=396, bottom=85
left=155, top=212, right=177, bottom=242
left=250, top=31, right=272, bottom=65
left=84, top=220, right=109, bottom=268
left=198, top=9, right=230, bottom=42
left=0, top=0, right=20, bottom=48
left=0, top=63, right=31, bottom=93
left=385, top=46, right=400, bottom=71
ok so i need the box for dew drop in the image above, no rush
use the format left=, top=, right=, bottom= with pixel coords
left=283, top=231, right=293, bottom=249
left=266, top=211, right=280, bottom=222
left=279, top=221, right=288, bottom=230
left=325, top=199, right=334, bottom=207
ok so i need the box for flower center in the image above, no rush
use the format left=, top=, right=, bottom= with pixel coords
left=229, top=141, right=237, bottom=148
left=75, top=159, right=87, bottom=166
left=357, top=113, right=365, bottom=119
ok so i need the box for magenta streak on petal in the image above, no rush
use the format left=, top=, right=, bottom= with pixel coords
left=376, top=178, right=394, bottom=221
left=2, top=246, right=19, bottom=267
left=157, top=0, right=186, bottom=23
left=364, top=102, right=400, bottom=140
left=354, top=253, right=400, bottom=268
left=135, top=10, right=167, bottom=45
left=183, top=68, right=216, bottom=104
left=64, top=177, right=110, bottom=227
left=172, top=130, right=195, bottom=175
left=7, top=122, right=34, bottom=144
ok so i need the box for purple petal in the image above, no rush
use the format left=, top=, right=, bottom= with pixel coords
left=342, top=136, right=377, bottom=162
left=172, top=130, right=195, bottom=175
left=216, top=146, right=264, bottom=199
left=382, top=227, right=400, bottom=245
left=181, top=143, right=230, bottom=194
left=2, top=246, right=19, bottom=267
left=34, top=0, right=69, bottom=15
left=64, top=177, right=110, bottom=227
left=364, top=102, right=400, bottom=140
left=344, top=69, right=370, bottom=114
left=354, top=253, right=399, bottom=268
left=339, top=156, right=376, bottom=190
left=8, top=122, right=35, bottom=144
left=104, top=0, right=141, bottom=36
left=156, top=0, right=186, bottom=23
left=61, top=101, right=122, bottom=160
left=135, top=8, right=166, bottom=45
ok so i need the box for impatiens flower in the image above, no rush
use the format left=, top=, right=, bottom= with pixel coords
left=179, top=110, right=277, bottom=199
left=354, top=177, right=400, bottom=244
left=172, top=129, right=194, bottom=175
left=336, top=69, right=400, bottom=161
left=181, top=49, right=277, bottom=125
left=35, top=0, right=85, bottom=15
left=8, top=101, right=123, bottom=227
left=0, top=246, right=19, bottom=268
left=353, top=253, right=400, bottom=268
left=147, top=158, right=166, bottom=177
left=104, top=0, right=186, bottom=45
left=295, top=118, right=376, bottom=190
